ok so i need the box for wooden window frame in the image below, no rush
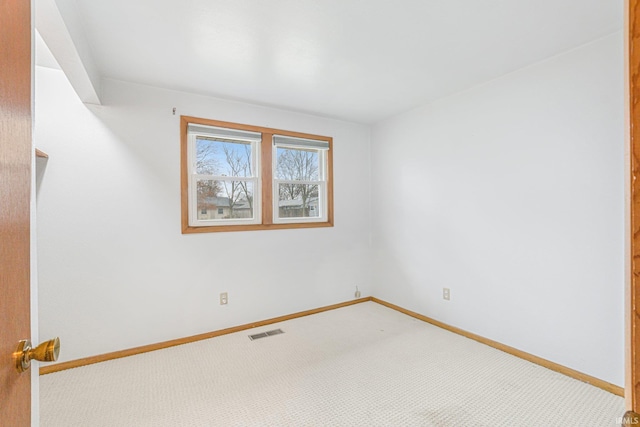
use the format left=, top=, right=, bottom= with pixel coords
left=181, top=116, right=334, bottom=233
left=272, top=139, right=329, bottom=225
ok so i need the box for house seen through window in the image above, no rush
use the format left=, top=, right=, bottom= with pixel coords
left=181, top=117, right=333, bottom=233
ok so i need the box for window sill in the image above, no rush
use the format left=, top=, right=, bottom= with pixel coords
left=181, top=220, right=334, bottom=234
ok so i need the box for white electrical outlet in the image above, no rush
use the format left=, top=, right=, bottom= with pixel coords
left=220, top=292, right=228, bottom=305
left=443, top=288, right=450, bottom=301
left=355, top=286, right=361, bottom=298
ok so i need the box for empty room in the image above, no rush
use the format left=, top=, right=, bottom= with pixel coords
left=1, top=0, right=637, bottom=426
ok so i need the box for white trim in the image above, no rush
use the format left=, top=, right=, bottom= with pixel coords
left=188, top=124, right=261, bottom=142
left=272, top=148, right=328, bottom=224
left=273, top=134, right=330, bottom=150
left=274, top=179, right=322, bottom=186
left=195, top=175, right=256, bottom=182
left=187, top=125, right=261, bottom=227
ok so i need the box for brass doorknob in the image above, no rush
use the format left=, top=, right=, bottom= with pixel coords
left=14, top=337, right=60, bottom=373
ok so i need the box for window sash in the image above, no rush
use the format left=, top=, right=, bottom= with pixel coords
left=187, top=130, right=261, bottom=226
left=272, top=144, right=328, bottom=223
left=192, top=136, right=258, bottom=178
left=274, top=146, right=327, bottom=181
left=194, top=175, right=256, bottom=182
left=190, top=176, right=261, bottom=226
left=274, top=179, right=322, bottom=186
left=181, top=116, right=333, bottom=233
left=273, top=181, right=327, bottom=223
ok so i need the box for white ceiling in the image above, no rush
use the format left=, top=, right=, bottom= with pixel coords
left=45, top=0, right=623, bottom=124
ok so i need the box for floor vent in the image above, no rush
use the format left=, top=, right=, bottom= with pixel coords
left=249, top=329, right=284, bottom=341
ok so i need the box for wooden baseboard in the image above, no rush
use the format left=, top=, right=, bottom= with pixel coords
left=41, top=295, right=625, bottom=398
left=370, top=297, right=624, bottom=397
left=39, top=297, right=373, bottom=375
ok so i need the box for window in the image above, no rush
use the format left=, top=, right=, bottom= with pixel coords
left=187, top=123, right=261, bottom=227
left=181, top=117, right=333, bottom=233
left=273, top=136, right=329, bottom=223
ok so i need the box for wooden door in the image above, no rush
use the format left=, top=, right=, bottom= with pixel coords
left=0, top=0, right=33, bottom=425
left=628, top=0, right=640, bottom=423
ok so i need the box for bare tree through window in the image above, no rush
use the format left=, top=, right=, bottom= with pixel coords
left=222, top=144, right=253, bottom=217
left=195, top=138, right=221, bottom=217
left=277, top=147, right=319, bottom=217
left=184, top=118, right=332, bottom=232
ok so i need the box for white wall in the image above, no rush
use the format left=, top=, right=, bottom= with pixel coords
left=36, top=30, right=625, bottom=387
left=370, top=33, right=625, bottom=386
left=35, top=69, right=371, bottom=362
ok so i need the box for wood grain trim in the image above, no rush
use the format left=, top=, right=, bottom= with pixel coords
left=371, top=298, right=624, bottom=397
left=181, top=116, right=332, bottom=143
left=182, top=221, right=334, bottom=234
left=261, top=132, right=273, bottom=225
left=326, top=137, right=334, bottom=226
left=180, top=116, right=190, bottom=233
left=40, top=297, right=372, bottom=375
left=630, top=0, right=640, bottom=410
left=35, top=148, right=48, bottom=158
left=41, top=295, right=621, bottom=398
left=180, top=116, right=334, bottom=234
left=0, top=0, right=32, bottom=423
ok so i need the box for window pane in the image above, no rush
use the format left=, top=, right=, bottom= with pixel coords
left=196, top=137, right=254, bottom=177
left=278, top=184, right=319, bottom=218
left=197, top=180, right=255, bottom=220
left=275, top=147, right=319, bottom=180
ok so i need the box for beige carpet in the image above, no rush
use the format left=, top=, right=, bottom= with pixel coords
left=40, top=302, right=624, bottom=426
